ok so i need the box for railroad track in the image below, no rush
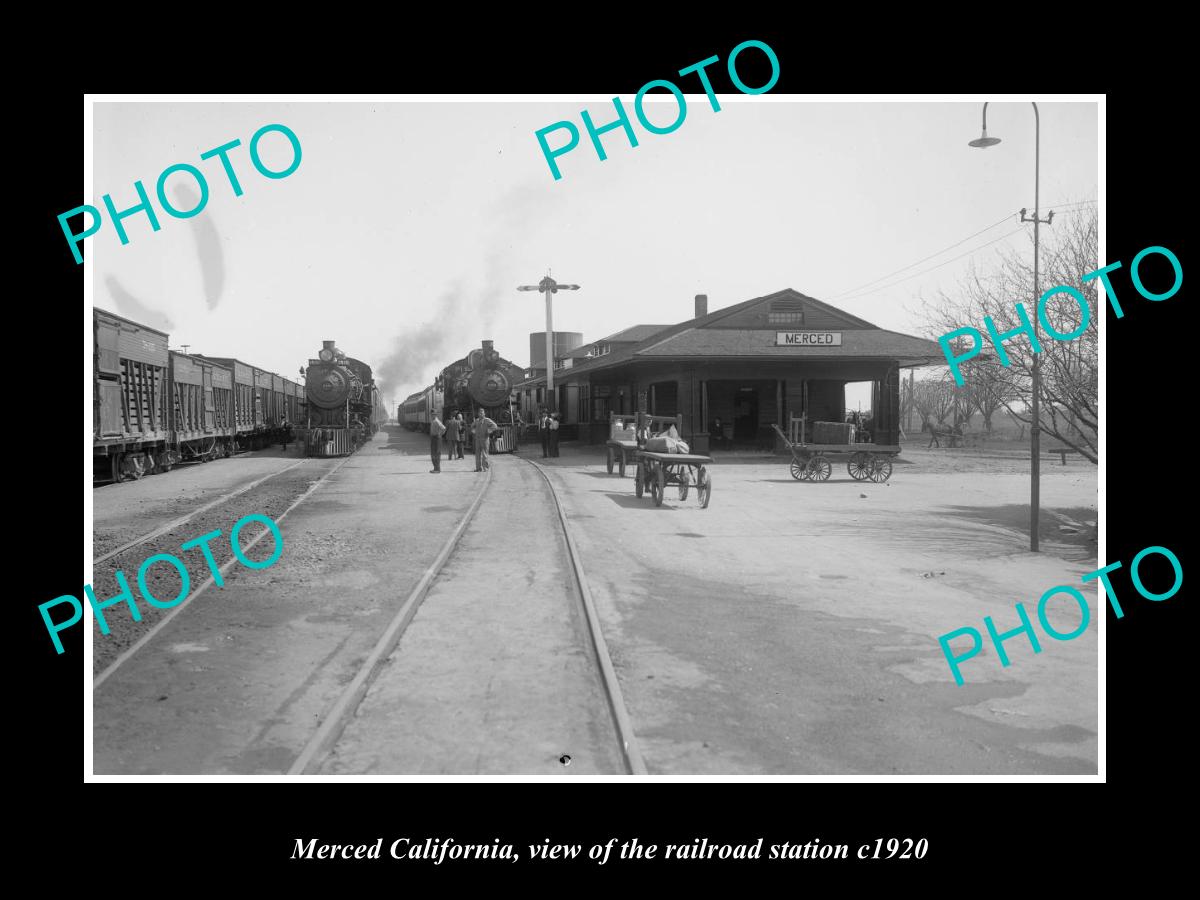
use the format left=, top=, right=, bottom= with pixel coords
left=94, top=460, right=308, bottom=566
left=289, top=456, right=646, bottom=776
left=93, top=455, right=354, bottom=689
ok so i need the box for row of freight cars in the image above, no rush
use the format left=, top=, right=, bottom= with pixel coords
left=93, top=307, right=303, bottom=483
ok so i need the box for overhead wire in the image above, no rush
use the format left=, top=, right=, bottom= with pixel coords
left=832, top=197, right=1097, bottom=304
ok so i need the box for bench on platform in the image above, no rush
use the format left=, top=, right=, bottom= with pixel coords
left=1046, top=447, right=1081, bottom=465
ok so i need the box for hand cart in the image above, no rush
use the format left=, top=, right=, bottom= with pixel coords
left=770, top=423, right=899, bottom=483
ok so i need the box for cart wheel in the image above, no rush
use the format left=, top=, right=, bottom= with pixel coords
left=653, top=467, right=665, bottom=507
left=848, top=451, right=871, bottom=481
left=698, top=470, right=712, bottom=509
left=606, top=447, right=615, bottom=474
left=618, top=455, right=626, bottom=478
left=789, top=459, right=806, bottom=481
left=869, top=456, right=893, bottom=482
left=635, top=463, right=644, bottom=498
left=806, top=456, right=832, bottom=482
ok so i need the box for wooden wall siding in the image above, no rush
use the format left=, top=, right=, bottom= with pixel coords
left=233, top=383, right=255, bottom=430
left=95, top=310, right=169, bottom=368
left=806, top=380, right=846, bottom=426
left=121, top=359, right=168, bottom=437
left=213, top=387, right=234, bottom=430
left=173, top=380, right=210, bottom=436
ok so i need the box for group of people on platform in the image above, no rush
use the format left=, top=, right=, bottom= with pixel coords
left=428, top=409, right=499, bottom=473
left=537, top=410, right=560, bottom=458
left=425, top=407, right=563, bottom=474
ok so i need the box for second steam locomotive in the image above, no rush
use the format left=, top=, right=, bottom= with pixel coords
left=400, top=340, right=525, bottom=452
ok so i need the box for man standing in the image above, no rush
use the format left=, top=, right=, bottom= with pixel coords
left=473, top=407, right=498, bottom=472
left=539, top=409, right=550, bottom=458
left=445, top=412, right=461, bottom=463
left=430, top=414, right=446, bottom=473
left=548, top=412, right=560, bottom=458
left=453, top=412, right=466, bottom=458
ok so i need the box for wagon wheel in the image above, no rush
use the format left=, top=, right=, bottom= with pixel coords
left=618, top=453, right=626, bottom=478
left=869, top=455, right=893, bottom=482
left=848, top=451, right=872, bottom=481
left=635, top=462, right=644, bottom=498
left=652, top=466, right=665, bottom=507
left=806, top=455, right=832, bottom=482
left=789, top=458, right=807, bottom=481
left=697, top=468, right=712, bottom=509
left=606, top=447, right=615, bottom=474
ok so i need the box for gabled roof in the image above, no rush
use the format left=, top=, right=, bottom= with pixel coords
left=595, top=324, right=673, bottom=344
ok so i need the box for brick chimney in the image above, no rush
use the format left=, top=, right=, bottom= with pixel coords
left=695, top=294, right=708, bottom=318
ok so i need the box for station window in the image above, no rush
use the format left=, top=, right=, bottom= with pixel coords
left=768, top=311, right=805, bottom=325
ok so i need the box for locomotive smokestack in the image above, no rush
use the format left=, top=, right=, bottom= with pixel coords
left=322, top=340, right=336, bottom=351
left=695, top=294, right=708, bottom=318
left=482, top=340, right=494, bottom=352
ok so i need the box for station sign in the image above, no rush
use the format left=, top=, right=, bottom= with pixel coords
left=776, top=331, right=842, bottom=347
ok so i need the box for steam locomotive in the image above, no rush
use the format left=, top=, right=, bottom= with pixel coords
left=302, top=340, right=386, bottom=457
left=400, top=340, right=525, bottom=452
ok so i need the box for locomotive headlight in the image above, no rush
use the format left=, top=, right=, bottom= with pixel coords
left=319, top=349, right=334, bottom=362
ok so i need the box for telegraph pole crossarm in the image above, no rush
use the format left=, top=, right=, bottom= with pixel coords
left=517, top=272, right=581, bottom=413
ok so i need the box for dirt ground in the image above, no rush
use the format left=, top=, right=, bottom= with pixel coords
left=542, top=440, right=1098, bottom=774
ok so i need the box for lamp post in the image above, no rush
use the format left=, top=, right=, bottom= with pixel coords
left=517, top=273, right=580, bottom=413
left=968, top=102, right=1053, bottom=553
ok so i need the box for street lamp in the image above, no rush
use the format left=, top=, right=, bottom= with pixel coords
left=968, top=101, right=1053, bottom=552
left=517, top=272, right=580, bottom=413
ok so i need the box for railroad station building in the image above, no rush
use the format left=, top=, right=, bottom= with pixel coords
left=516, top=290, right=945, bottom=453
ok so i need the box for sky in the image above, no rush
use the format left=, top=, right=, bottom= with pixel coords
left=90, top=98, right=1098, bottom=411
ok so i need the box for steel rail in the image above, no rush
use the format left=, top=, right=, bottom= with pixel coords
left=522, top=458, right=648, bottom=775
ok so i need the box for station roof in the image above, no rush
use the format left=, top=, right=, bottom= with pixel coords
left=516, top=289, right=944, bottom=389
left=595, top=324, right=673, bottom=344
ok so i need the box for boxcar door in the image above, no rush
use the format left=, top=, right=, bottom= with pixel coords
left=203, top=367, right=216, bottom=432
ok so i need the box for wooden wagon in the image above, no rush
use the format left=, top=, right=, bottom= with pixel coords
left=605, top=411, right=682, bottom=477
left=635, top=452, right=713, bottom=508
left=604, top=412, right=640, bottom=476
left=770, top=423, right=900, bottom=482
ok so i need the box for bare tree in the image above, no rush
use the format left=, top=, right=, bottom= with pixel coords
left=953, top=359, right=1017, bottom=433
left=917, top=204, right=1098, bottom=463
left=913, top=376, right=955, bottom=430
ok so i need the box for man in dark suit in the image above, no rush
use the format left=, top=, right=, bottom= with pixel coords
left=539, top=409, right=551, bottom=458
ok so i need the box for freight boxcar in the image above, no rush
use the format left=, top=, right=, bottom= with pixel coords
left=169, top=351, right=236, bottom=463
left=198, top=356, right=293, bottom=450
left=93, top=308, right=172, bottom=482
